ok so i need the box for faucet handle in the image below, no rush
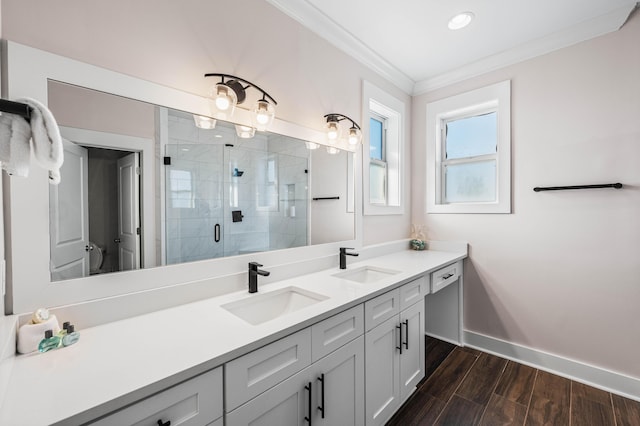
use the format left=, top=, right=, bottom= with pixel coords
left=248, top=261, right=263, bottom=269
left=340, top=247, right=354, bottom=253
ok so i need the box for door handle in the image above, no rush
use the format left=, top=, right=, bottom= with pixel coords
left=403, top=319, right=409, bottom=350
left=396, top=324, right=403, bottom=354
left=317, top=373, right=325, bottom=419
left=304, top=382, right=312, bottom=425
left=84, top=245, right=94, bottom=252
left=214, top=223, right=220, bottom=243
left=114, top=238, right=121, bottom=244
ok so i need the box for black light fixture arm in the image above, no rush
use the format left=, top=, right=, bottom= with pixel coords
left=324, top=113, right=361, bottom=130
left=204, top=73, right=277, bottom=105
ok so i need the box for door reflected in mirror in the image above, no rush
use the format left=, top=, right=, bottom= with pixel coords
left=47, top=81, right=355, bottom=281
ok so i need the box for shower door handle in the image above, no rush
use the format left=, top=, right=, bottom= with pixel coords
left=214, top=224, right=221, bottom=243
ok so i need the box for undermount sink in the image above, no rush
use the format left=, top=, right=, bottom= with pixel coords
left=222, top=286, right=329, bottom=325
left=332, top=265, right=400, bottom=284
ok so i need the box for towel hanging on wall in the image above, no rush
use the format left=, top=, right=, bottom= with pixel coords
left=0, top=97, right=64, bottom=184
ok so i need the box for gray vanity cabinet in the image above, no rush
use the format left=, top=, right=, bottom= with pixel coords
left=89, top=367, right=223, bottom=426
left=225, top=305, right=365, bottom=426
left=364, top=277, right=426, bottom=426
left=226, top=336, right=364, bottom=426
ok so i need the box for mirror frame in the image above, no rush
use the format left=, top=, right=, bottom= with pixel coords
left=2, top=41, right=362, bottom=314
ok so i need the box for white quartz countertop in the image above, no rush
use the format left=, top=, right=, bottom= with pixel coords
left=0, top=247, right=466, bottom=425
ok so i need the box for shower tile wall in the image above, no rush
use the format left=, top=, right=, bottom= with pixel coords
left=165, top=112, right=309, bottom=263
left=165, top=113, right=226, bottom=264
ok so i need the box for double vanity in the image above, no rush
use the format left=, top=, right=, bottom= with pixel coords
left=0, top=242, right=466, bottom=425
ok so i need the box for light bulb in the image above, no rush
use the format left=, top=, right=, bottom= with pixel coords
left=235, top=125, right=255, bottom=139
left=305, top=142, right=320, bottom=150
left=193, top=115, right=216, bottom=129
left=448, top=12, right=474, bottom=30
left=215, top=86, right=231, bottom=111
left=348, top=127, right=362, bottom=145
left=326, top=121, right=339, bottom=142
left=326, top=146, right=340, bottom=155
left=210, top=83, right=237, bottom=120
left=252, top=99, right=276, bottom=131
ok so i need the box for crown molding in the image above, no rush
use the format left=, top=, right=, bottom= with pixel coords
left=413, top=2, right=637, bottom=95
left=266, top=0, right=416, bottom=95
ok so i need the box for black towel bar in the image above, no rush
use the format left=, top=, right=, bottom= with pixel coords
left=533, top=183, right=622, bottom=192
left=312, top=196, right=340, bottom=201
left=0, top=99, right=31, bottom=121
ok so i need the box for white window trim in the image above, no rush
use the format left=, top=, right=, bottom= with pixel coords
left=426, top=80, right=511, bottom=214
left=363, top=80, right=405, bottom=215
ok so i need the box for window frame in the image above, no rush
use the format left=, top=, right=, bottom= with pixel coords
left=427, top=80, right=511, bottom=214
left=363, top=81, right=405, bottom=215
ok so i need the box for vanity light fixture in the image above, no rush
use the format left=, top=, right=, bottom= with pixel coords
left=205, top=73, right=277, bottom=130
left=235, top=124, right=256, bottom=139
left=305, top=142, right=320, bottom=150
left=324, top=114, right=362, bottom=145
left=326, top=146, right=340, bottom=155
left=193, top=114, right=217, bottom=129
left=448, top=11, right=474, bottom=30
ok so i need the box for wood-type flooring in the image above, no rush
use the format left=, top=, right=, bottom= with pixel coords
left=386, top=337, right=640, bottom=425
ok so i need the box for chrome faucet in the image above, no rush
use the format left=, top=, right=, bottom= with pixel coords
left=248, top=262, right=270, bottom=293
left=339, top=247, right=359, bottom=269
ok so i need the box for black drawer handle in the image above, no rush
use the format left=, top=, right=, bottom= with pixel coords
left=157, top=420, right=171, bottom=426
left=304, top=382, right=312, bottom=425
left=403, top=319, right=409, bottom=350
left=442, top=273, right=454, bottom=280
left=317, top=373, right=325, bottom=418
left=396, top=324, right=403, bottom=354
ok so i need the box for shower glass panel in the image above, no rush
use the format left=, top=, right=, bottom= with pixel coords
left=165, top=144, right=225, bottom=264
left=164, top=133, right=309, bottom=263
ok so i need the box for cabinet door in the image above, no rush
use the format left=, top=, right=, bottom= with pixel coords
left=90, top=367, right=222, bottom=426
left=365, top=316, right=400, bottom=426
left=311, top=336, right=364, bottom=426
left=226, top=368, right=310, bottom=426
left=399, top=300, right=425, bottom=401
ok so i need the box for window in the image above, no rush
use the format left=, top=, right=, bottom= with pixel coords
left=369, top=115, right=387, bottom=205
left=426, top=80, right=511, bottom=214
left=363, top=81, right=405, bottom=215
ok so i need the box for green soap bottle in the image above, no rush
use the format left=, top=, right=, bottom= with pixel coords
left=38, top=330, right=61, bottom=353
left=62, top=325, right=80, bottom=347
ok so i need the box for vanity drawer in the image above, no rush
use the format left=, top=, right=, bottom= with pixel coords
left=364, top=288, right=400, bottom=331
left=311, top=304, right=364, bottom=362
left=399, top=276, right=427, bottom=311
left=90, top=367, right=222, bottom=426
left=431, top=261, right=461, bottom=294
left=225, top=328, right=312, bottom=411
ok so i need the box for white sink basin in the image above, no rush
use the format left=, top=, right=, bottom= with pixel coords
left=332, top=266, right=400, bottom=284
left=222, top=286, right=329, bottom=325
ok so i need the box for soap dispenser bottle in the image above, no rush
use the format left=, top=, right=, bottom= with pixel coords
left=38, top=330, right=61, bottom=353
left=62, top=325, right=80, bottom=347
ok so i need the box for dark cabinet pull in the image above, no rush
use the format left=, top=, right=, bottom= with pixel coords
left=214, top=223, right=221, bottom=243
left=403, top=319, right=409, bottom=350
left=157, top=420, right=170, bottom=426
left=317, top=373, right=325, bottom=418
left=442, top=273, right=454, bottom=280
left=396, top=324, right=403, bottom=354
left=304, top=382, right=312, bottom=425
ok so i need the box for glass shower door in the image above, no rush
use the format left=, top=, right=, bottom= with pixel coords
left=165, top=143, right=224, bottom=264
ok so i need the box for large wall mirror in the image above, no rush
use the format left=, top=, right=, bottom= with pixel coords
left=3, top=41, right=361, bottom=314
left=48, top=82, right=355, bottom=281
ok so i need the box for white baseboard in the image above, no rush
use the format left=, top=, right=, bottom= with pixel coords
left=463, top=330, right=640, bottom=402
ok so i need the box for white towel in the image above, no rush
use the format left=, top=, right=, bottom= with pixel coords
left=19, top=97, right=64, bottom=184
left=0, top=112, right=32, bottom=178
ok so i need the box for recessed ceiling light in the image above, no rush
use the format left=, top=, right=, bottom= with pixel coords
left=448, top=12, right=474, bottom=30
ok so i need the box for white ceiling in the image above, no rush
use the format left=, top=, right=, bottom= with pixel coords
left=267, top=0, right=637, bottom=94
